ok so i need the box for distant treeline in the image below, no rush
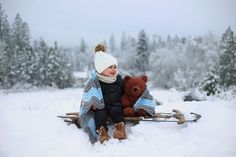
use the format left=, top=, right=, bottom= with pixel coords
left=0, top=3, right=236, bottom=95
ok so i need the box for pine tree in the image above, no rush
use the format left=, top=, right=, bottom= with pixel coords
left=35, top=39, right=51, bottom=86
left=30, top=40, right=41, bottom=85
left=166, top=35, right=172, bottom=49
left=33, top=39, right=74, bottom=88
left=74, top=38, right=88, bottom=71
left=0, top=3, right=16, bottom=88
left=120, top=32, right=127, bottom=51
left=79, top=37, right=86, bottom=53
left=54, top=48, right=74, bottom=88
left=136, top=29, right=149, bottom=74
left=11, top=13, right=33, bottom=84
left=0, top=3, right=6, bottom=42
left=156, top=36, right=165, bottom=48
left=47, top=45, right=60, bottom=86
left=0, top=41, right=5, bottom=86
left=0, top=3, right=7, bottom=86
left=218, top=26, right=236, bottom=88
left=0, top=4, right=11, bottom=44
left=201, top=70, right=220, bottom=96
left=109, top=34, right=116, bottom=54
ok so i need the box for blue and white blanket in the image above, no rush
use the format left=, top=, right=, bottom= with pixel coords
left=79, top=70, right=156, bottom=143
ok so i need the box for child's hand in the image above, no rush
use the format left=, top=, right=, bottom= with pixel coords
left=92, top=105, right=98, bottom=111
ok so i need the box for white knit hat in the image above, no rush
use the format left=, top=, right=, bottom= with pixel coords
left=94, top=51, right=118, bottom=74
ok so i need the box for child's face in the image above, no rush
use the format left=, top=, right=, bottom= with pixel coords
left=101, top=65, right=118, bottom=77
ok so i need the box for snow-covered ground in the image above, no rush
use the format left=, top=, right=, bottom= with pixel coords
left=1, top=88, right=236, bottom=157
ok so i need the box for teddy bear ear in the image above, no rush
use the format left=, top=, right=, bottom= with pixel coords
left=124, top=75, right=132, bottom=82
left=141, top=75, right=148, bottom=82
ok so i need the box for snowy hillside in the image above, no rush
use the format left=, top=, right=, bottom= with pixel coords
left=1, top=88, right=236, bottom=157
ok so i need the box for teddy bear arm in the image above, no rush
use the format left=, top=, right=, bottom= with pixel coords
left=121, top=95, right=131, bottom=107
left=123, top=107, right=136, bottom=117
left=137, top=109, right=150, bottom=117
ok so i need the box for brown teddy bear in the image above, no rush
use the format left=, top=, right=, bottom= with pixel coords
left=121, top=75, right=150, bottom=117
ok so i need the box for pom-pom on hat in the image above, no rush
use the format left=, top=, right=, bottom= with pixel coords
left=94, top=44, right=118, bottom=74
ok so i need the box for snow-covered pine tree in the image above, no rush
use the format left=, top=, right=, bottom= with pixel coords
left=47, top=42, right=61, bottom=86
left=74, top=38, right=90, bottom=71
left=166, top=35, right=172, bottom=49
left=0, top=3, right=5, bottom=42
left=52, top=42, right=74, bottom=88
left=0, top=5, right=12, bottom=47
left=0, top=3, right=16, bottom=88
left=12, top=13, right=33, bottom=85
left=149, top=35, right=157, bottom=52
left=198, top=33, right=221, bottom=95
left=78, top=38, right=87, bottom=70
left=0, top=41, right=5, bottom=86
left=118, top=34, right=137, bottom=74
left=29, top=40, right=41, bottom=86
left=135, top=29, right=149, bottom=75
left=80, top=41, right=94, bottom=71
left=120, top=32, right=127, bottom=51
left=78, top=37, right=86, bottom=53
left=0, top=3, right=7, bottom=86
left=35, top=39, right=51, bottom=86
left=33, top=39, right=73, bottom=88
left=218, top=26, right=236, bottom=89
left=201, top=70, right=220, bottom=96
left=173, top=35, right=181, bottom=46
left=109, top=34, right=116, bottom=54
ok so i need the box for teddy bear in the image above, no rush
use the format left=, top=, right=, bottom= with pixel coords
left=121, top=75, right=150, bottom=117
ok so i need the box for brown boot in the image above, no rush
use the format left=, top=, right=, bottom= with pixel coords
left=97, top=126, right=111, bottom=144
left=113, top=122, right=127, bottom=140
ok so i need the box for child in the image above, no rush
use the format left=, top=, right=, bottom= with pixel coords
left=79, top=44, right=126, bottom=144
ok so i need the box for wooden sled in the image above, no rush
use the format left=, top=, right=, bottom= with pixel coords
left=57, top=109, right=201, bottom=129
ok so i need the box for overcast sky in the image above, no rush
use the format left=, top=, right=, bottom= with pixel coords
left=2, top=0, right=236, bottom=47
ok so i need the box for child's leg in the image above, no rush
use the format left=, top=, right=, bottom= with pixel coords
left=109, top=105, right=127, bottom=139
left=109, top=105, right=125, bottom=124
left=94, top=108, right=108, bottom=131
left=94, top=108, right=111, bottom=143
